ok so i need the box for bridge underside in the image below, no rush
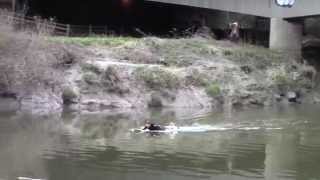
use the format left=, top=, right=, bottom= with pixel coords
left=146, top=0, right=312, bottom=54
left=146, top=0, right=320, bottom=18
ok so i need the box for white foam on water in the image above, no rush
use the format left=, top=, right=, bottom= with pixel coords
left=17, top=177, right=45, bottom=180
left=131, top=123, right=284, bottom=134
left=265, top=127, right=283, bottom=130
left=132, top=124, right=233, bottom=133
left=238, top=127, right=261, bottom=130
left=179, top=125, right=232, bottom=132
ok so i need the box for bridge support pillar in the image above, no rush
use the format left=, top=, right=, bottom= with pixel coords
left=269, top=18, right=303, bottom=57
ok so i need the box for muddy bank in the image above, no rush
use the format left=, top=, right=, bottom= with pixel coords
left=0, top=36, right=318, bottom=114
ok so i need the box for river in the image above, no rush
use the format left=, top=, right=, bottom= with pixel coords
left=0, top=105, right=319, bottom=180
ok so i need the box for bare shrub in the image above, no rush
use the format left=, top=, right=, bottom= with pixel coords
left=0, top=9, right=14, bottom=27
left=33, top=16, right=56, bottom=36
left=0, top=33, right=63, bottom=93
left=62, top=86, right=79, bottom=104
left=0, top=10, right=75, bottom=95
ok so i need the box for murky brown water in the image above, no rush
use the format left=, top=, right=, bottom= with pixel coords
left=0, top=105, right=320, bottom=180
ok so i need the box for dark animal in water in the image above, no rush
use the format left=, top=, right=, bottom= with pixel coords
left=143, top=123, right=164, bottom=131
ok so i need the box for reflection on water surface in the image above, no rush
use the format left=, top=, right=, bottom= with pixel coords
left=0, top=105, right=320, bottom=180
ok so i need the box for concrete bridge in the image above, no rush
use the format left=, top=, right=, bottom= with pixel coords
left=147, top=0, right=320, bottom=55
left=146, top=0, right=320, bottom=18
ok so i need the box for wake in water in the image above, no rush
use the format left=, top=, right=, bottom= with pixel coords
left=131, top=122, right=283, bottom=134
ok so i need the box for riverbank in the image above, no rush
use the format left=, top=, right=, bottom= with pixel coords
left=0, top=29, right=318, bottom=114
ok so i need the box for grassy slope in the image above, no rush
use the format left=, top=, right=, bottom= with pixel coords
left=58, top=36, right=313, bottom=91
left=51, top=36, right=316, bottom=107
left=49, top=36, right=138, bottom=47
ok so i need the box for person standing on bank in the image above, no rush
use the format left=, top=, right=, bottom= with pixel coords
left=229, top=22, right=240, bottom=42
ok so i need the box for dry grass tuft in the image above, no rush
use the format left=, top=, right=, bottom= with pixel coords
left=0, top=10, right=79, bottom=95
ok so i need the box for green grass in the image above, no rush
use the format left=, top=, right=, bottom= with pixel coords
left=0, top=33, right=4, bottom=48
left=136, top=37, right=218, bottom=67
left=222, top=45, right=288, bottom=69
left=205, top=82, right=221, bottom=98
left=49, top=36, right=138, bottom=47
left=83, top=72, right=99, bottom=85
left=62, top=86, right=78, bottom=104
left=0, top=32, right=9, bottom=49
left=185, top=68, right=210, bottom=87
left=81, top=62, right=103, bottom=74
left=135, top=67, right=180, bottom=90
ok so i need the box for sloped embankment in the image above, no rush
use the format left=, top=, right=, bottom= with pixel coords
left=0, top=27, right=317, bottom=114
left=60, top=37, right=317, bottom=112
